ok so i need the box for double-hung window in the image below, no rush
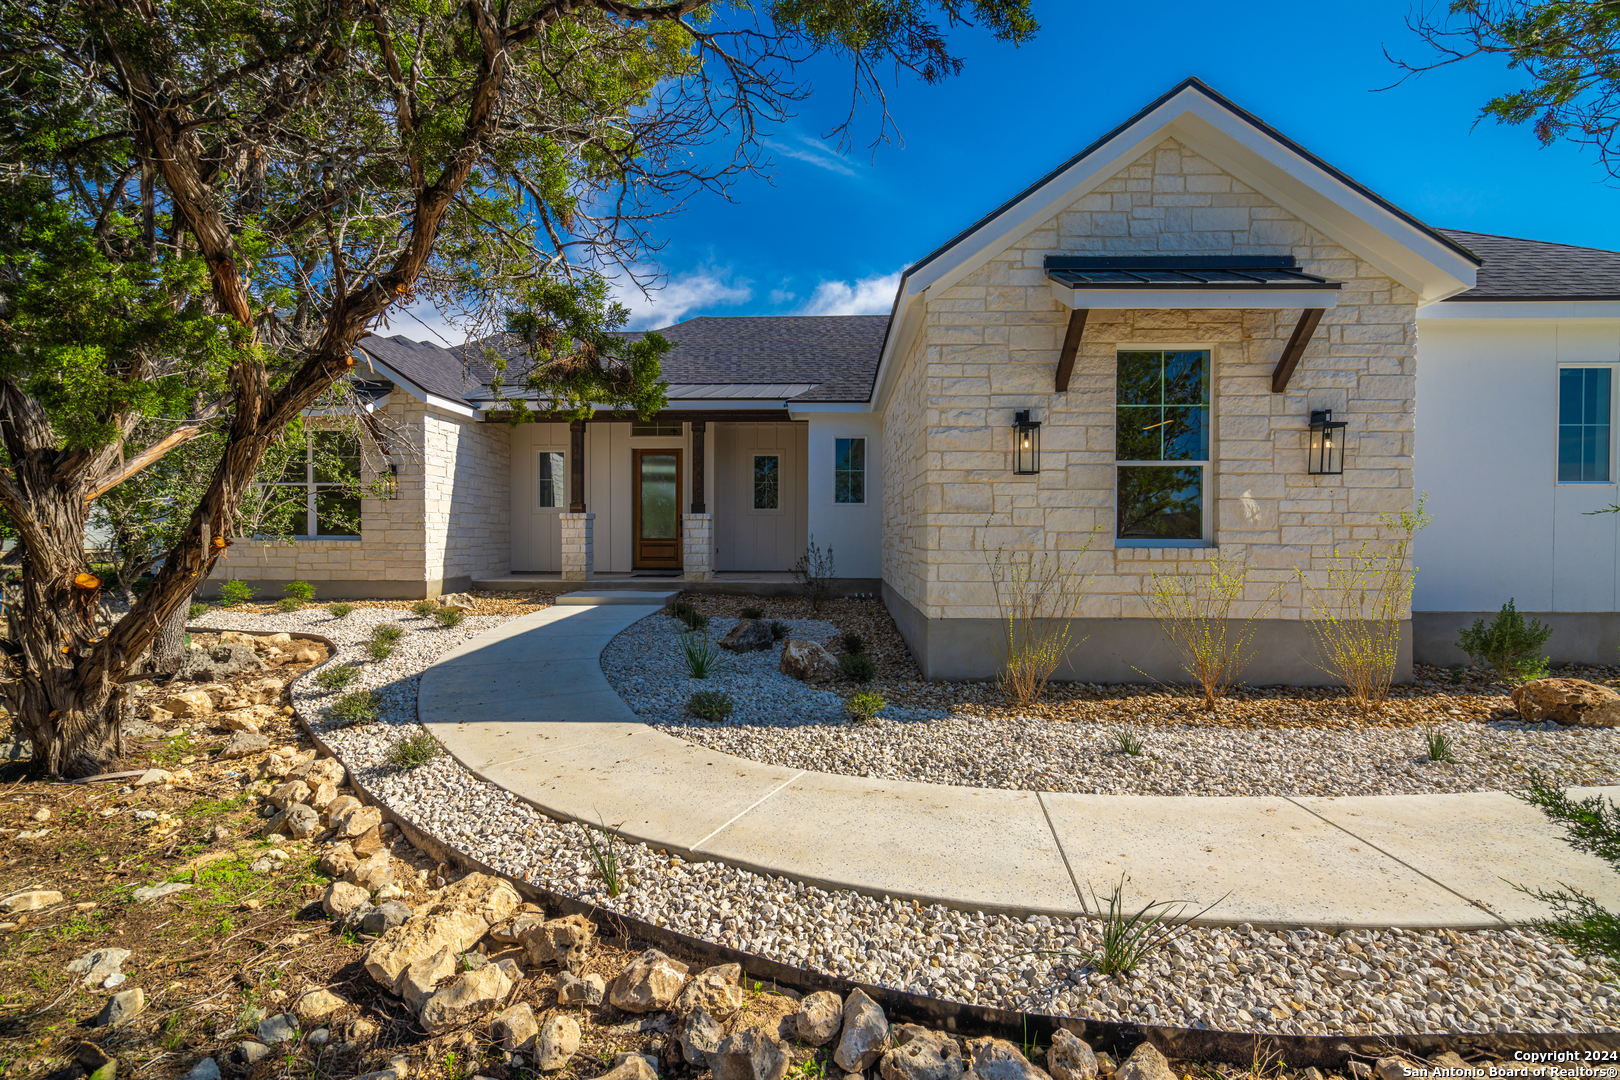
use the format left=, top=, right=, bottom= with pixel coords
left=1115, top=349, right=1210, bottom=542
left=277, top=429, right=363, bottom=538
left=1559, top=367, right=1613, bottom=483
left=834, top=437, right=866, bottom=504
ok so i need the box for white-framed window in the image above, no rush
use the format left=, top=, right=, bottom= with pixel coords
left=538, top=451, right=565, bottom=508
left=752, top=454, right=780, bottom=510
left=834, top=437, right=866, bottom=504
left=276, top=430, right=363, bottom=538
left=1114, top=348, right=1211, bottom=544
left=1558, top=366, right=1615, bottom=483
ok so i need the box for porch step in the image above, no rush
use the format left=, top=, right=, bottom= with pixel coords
left=554, top=589, right=680, bottom=607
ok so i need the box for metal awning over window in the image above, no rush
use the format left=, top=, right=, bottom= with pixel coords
left=1046, top=256, right=1341, bottom=310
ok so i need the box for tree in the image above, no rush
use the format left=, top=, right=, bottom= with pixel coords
left=1392, top=1, right=1620, bottom=179
left=0, top=0, right=1038, bottom=777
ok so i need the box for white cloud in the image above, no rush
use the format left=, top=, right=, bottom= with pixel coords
left=374, top=300, right=476, bottom=345
left=768, top=288, right=797, bottom=305
left=613, top=268, right=752, bottom=330
left=777, top=136, right=857, bottom=177
left=798, top=270, right=903, bottom=316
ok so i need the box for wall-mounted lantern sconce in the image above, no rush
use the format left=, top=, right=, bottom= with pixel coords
left=1013, top=410, right=1041, bottom=475
left=1307, top=409, right=1347, bottom=476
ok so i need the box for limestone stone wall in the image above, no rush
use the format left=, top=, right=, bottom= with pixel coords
left=424, top=407, right=511, bottom=586
left=881, top=137, right=1418, bottom=623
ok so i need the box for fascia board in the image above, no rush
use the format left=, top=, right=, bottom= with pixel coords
left=786, top=402, right=874, bottom=416
left=353, top=352, right=429, bottom=404
left=423, top=393, right=482, bottom=419
left=1050, top=283, right=1340, bottom=310
left=870, top=289, right=928, bottom=415
left=1418, top=300, right=1620, bottom=320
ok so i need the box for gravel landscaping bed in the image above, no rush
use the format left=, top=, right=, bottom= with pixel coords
left=211, top=604, right=1618, bottom=1039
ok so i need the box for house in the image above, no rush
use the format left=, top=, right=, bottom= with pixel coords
left=208, top=78, right=1620, bottom=682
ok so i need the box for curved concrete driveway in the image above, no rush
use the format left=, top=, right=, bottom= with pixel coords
left=421, top=602, right=1620, bottom=930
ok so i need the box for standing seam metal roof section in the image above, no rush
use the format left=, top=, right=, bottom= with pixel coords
left=1044, top=256, right=1343, bottom=292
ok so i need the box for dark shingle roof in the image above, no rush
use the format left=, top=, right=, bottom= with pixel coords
left=355, top=334, right=483, bottom=403
left=1439, top=229, right=1620, bottom=301
left=620, top=315, right=888, bottom=402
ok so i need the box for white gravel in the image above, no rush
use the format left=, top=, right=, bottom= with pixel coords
left=215, top=606, right=1620, bottom=1037
left=603, top=611, right=1620, bottom=797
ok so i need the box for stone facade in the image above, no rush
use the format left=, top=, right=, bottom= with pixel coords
left=560, top=513, right=595, bottom=581
left=682, top=513, right=713, bottom=581
left=881, top=138, right=1418, bottom=632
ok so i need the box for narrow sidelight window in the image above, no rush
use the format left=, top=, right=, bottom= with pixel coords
left=1559, top=367, right=1613, bottom=482
left=1115, top=349, right=1210, bottom=542
left=835, top=437, right=866, bottom=504
left=538, top=451, right=565, bottom=508
left=753, top=455, right=780, bottom=510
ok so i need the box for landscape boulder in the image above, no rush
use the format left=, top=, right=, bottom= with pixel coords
left=795, top=990, right=843, bottom=1046
left=1047, top=1030, right=1097, bottom=1080
left=219, top=732, right=272, bottom=760
left=720, top=619, right=774, bottom=653
left=257, top=1013, right=299, bottom=1045
left=177, top=643, right=265, bottom=682
left=179, top=1058, right=220, bottom=1080
left=295, top=989, right=347, bottom=1025
left=400, top=945, right=459, bottom=1012
left=361, top=901, right=413, bottom=936
left=1, top=889, right=63, bottom=913
left=424, top=871, right=521, bottom=925
left=364, top=909, right=488, bottom=992
left=67, top=948, right=130, bottom=985
left=596, top=1058, right=658, bottom=1080
left=319, top=842, right=359, bottom=879
left=493, top=1002, right=540, bottom=1052
left=711, top=1026, right=790, bottom=1080
left=779, top=639, right=839, bottom=683
left=678, top=1007, right=726, bottom=1067
left=96, top=988, right=145, bottom=1027
left=267, top=781, right=311, bottom=810
left=162, top=690, right=216, bottom=718
left=349, top=851, right=394, bottom=892
left=321, top=881, right=371, bottom=918
left=1511, top=678, right=1620, bottom=727
left=609, top=949, right=689, bottom=1012
left=963, top=1039, right=1050, bottom=1080
left=419, top=965, right=512, bottom=1033
left=1115, top=1044, right=1173, bottom=1080
left=675, top=962, right=744, bottom=1020
left=556, top=970, right=607, bottom=1006
left=881, top=1027, right=965, bottom=1080
left=537, top=1013, right=582, bottom=1071
left=521, top=914, right=595, bottom=972
left=833, top=988, right=889, bottom=1073
left=332, top=805, right=383, bottom=840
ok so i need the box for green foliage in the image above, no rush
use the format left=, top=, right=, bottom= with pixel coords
left=793, top=535, right=837, bottom=615
left=314, top=664, right=359, bottom=692
left=1083, top=877, right=1213, bottom=976
left=839, top=653, right=876, bottom=683
left=1517, top=774, right=1620, bottom=973
left=841, top=632, right=865, bottom=655
left=372, top=624, right=405, bottom=646
left=386, top=731, right=440, bottom=771
left=411, top=600, right=439, bottom=618
left=769, top=620, right=789, bottom=641
left=678, top=632, right=730, bottom=679
left=1449, top=665, right=1466, bottom=685
left=1424, top=726, right=1457, bottom=764
left=284, top=581, right=316, bottom=602
left=1456, top=599, right=1554, bottom=684
left=983, top=523, right=1099, bottom=707
left=670, top=601, right=708, bottom=631
left=582, top=816, right=624, bottom=899
left=1142, top=552, right=1276, bottom=711
left=187, top=602, right=208, bottom=619
left=845, top=691, right=887, bottom=723
left=366, top=640, right=395, bottom=662
left=434, top=608, right=465, bottom=629
left=741, top=606, right=765, bottom=620
left=328, top=603, right=354, bottom=619
left=274, top=597, right=302, bottom=613
left=687, top=690, right=734, bottom=721
left=1113, top=729, right=1144, bottom=757
left=327, top=691, right=379, bottom=725
left=218, top=581, right=256, bottom=608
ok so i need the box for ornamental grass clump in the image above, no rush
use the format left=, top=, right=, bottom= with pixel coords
left=315, top=663, right=359, bottom=691
left=367, top=622, right=404, bottom=661
left=740, top=606, right=764, bottom=620
left=670, top=600, right=708, bottom=631
left=385, top=730, right=440, bottom=771
left=1424, top=725, right=1457, bottom=763
left=274, top=597, right=302, bottom=613
left=768, top=620, right=789, bottom=641
left=1457, top=598, right=1553, bottom=685
left=839, top=653, right=876, bottom=682
left=678, top=631, right=730, bottom=679
left=1143, top=551, right=1275, bottom=712
left=841, top=631, right=865, bottom=655
left=327, top=689, right=379, bottom=725
left=187, top=601, right=208, bottom=619
left=984, top=522, right=1099, bottom=707
left=1298, top=495, right=1429, bottom=715
left=583, top=816, right=624, bottom=898
left=434, top=607, right=465, bottom=628
left=411, top=599, right=439, bottom=618
left=329, top=602, right=354, bottom=619
left=687, top=689, right=734, bottom=721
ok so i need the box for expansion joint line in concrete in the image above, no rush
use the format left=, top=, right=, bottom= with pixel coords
left=689, top=770, right=808, bottom=852
left=1036, top=791, right=1091, bottom=917
left=1278, top=795, right=1510, bottom=928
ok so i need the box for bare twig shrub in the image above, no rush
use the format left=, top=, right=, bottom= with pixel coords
left=793, top=535, right=837, bottom=615
left=1142, top=552, right=1276, bottom=711
left=982, top=525, right=1099, bottom=707
left=1299, top=495, right=1430, bottom=713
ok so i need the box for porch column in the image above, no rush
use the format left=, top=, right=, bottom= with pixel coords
left=684, top=420, right=713, bottom=581
left=568, top=419, right=586, bottom=513
left=560, top=512, right=595, bottom=581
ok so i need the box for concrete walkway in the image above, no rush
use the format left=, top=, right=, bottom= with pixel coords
left=420, top=603, right=1620, bottom=930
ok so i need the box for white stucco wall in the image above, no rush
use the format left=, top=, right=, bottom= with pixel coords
left=1414, top=316, right=1620, bottom=613
left=803, top=412, right=883, bottom=580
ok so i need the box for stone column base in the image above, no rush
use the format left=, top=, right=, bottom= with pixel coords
left=560, top=512, right=595, bottom=581
left=682, top=513, right=713, bottom=582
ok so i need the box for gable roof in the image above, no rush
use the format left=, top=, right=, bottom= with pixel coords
left=355, top=334, right=483, bottom=403
left=618, top=315, right=887, bottom=403
left=1438, top=229, right=1620, bottom=302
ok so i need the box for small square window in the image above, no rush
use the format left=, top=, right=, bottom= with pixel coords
left=753, top=455, right=779, bottom=510
left=538, top=451, right=565, bottom=508
left=835, top=438, right=865, bottom=504
left=1559, top=368, right=1613, bottom=482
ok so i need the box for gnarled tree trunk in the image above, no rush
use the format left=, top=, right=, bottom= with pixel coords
left=148, top=591, right=192, bottom=675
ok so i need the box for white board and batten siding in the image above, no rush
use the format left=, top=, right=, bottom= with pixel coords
left=714, top=422, right=806, bottom=572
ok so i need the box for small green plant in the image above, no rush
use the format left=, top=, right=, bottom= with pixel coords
left=373, top=623, right=405, bottom=644
left=411, top=599, right=439, bottom=618
left=583, top=815, right=623, bottom=898
left=385, top=730, right=440, bottom=770
left=366, top=639, right=395, bottom=661
left=434, top=607, right=465, bottom=629
left=329, top=602, right=354, bottom=618
left=284, top=580, right=316, bottom=602
left=769, top=620, right=789, bottom=641
left=841, top=632, right=865, bottom=655
left=687, top=689, right=734, bottom=721
left=679, top=632, right=730, bottom=679
left=740, top=606, right=764, bottom=620
left=792, top=534, right=837, bottom=615
left=1143, top=551, right=1276, bottom=711
left=1516, top=774, right=1620, bottom=973
left=327, top=690, right=379, bottom=725
left=846, top=691, right=887, bottom=723
left=1457, top=598, right=1554, bottom=684
left=218, top=580, right=256, bottom=608
left=274, top=597, right=302, bottom=613
left=1113, top=729, right=1144, bottom=757
left=669, top=599, right=709, bottom=630
left=315, top=663, right=359, bottom=691
left=1085, top=877, right=1213, bottom=976
left=839, top=653, right=876, bottom=683
left=1424, top=726, right=1457, bottom=763
left=187, top=601, right=208, bottom=619
left=984, top=522, right=1099, bottom=708
left=1449, top=665, right=1466, bottom=685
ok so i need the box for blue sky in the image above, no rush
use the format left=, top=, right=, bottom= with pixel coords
left=405, top=1, right=1620, bottom=341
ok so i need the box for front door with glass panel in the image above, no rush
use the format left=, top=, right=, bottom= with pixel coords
left=633, top=449, right=683, bottom=569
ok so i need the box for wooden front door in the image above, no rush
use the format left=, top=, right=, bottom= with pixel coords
left=633, top=449, right=683, bottom=569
